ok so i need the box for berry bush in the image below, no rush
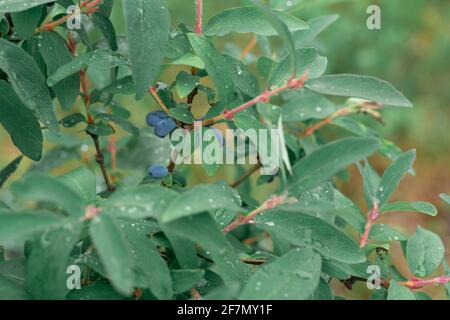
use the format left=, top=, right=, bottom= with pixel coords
left=0, top=0, right=449, bottom=300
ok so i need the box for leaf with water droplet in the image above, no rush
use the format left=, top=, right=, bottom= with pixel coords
left=204, top=6, right=308, bottom=37
left=123, top=0, right=170, bottom=100
left=406, top=226, right=444, bottom=278
left=239, top=248, right=321, bottom=300
left=160, top=184, right=242, bottom=223
left=0, top=38, right=59, bottom=134
left=89, top=214, right=135, bottom=297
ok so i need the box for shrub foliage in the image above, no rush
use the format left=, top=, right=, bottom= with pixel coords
left=0, top=0, right=449, bottom=300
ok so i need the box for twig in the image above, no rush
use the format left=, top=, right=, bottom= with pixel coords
left=223, top=195, right=296, bottom=233
left=241, top=258, right=266, bottom=265
left=149, top=86, right=171, bottom=114
left=240, top=35, right=257, bottom=60
left=300, top=101, right=383, bottom=138
left=399, top=276, right=450, bottom=289
left=359, top=200, right=380, bottom=247
left=87, top=132, right=116, bottom=192
left=80, top=70, right=115, bottom=192
left=195, top=0, right=203, bottom=34
left=203, top=72, right=309, bottom=126
left=35, top=0, right=101, bottom=33
left=343, top=274, right=450, bottom=291
left=229, top=162, right=262, bottom=188
left=341, top=276, right=390, bottom=290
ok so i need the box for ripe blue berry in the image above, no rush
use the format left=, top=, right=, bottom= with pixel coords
left=146, top=111, right=167, bottom=127
left=154, top=118, right=177, bottom=138
left=149, top=164, right=169, bottom=179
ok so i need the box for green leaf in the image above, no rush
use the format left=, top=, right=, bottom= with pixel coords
left=268, top=48, right=327, bottom=87
left=86, top=122, right=115, bottom=136
left=0, top=38, right=58, bottom=134
left=170, top=53, right=205, bottom=70
left=95, top=113, right=139, bottom=136
left=58, top=167, right=97, bottom=203
left=204, top=6, right=308, bottom=36
left=357, top=160, right=380, bottom=207
left=121, top=220, right=172, bottom=299
left=160, top=184, right=242, bottom=223
left=293, top=14, right=340, bottom=47
left=60, top=113, right=86, bottom=128
left=440, top=194, right=450, bottom=205
left=38, top=31, right=80, bottom=110
left=10, top=6, right=43, bottom=40
left=163, top=213, right=250, bottom=286
left=102, top=76, right=135, bottom=95
left=288, top=137, right=379, bottom=195
left=102, top=185, right=178, bottom=220
left=381, top=201, right=437, bottom=216
left=91, top=13, right=118, bottom=51
left=0, top=156, right=22, bottom=189
left=67, top=283, right=125, bottom=300
left=175, top=71, right=199, bottom=98
left=123, top=0, right=170, bottom=100
left=12, top=173, right=86, bottom=217
left=0, top=81, right=43, bottom=161
left=306, top=74, right=413, bottom=107
left=239, top=248, right=321, bottom=300
left=0, top=211, right=62, bottom=242
left=169, top=105, right=194, bottom=124
left=89, top=214, right=135, bottom=296
left=281, top=89, right=335, bottom=122
left=26, top=220, right=81, bottom=299
left=161, top=227, right=199, bottom=269
left=377, top=150, right=416, bottom=207
left=256, top=211, right=366, bottom=264
left=310, top=278, right=334, bottom=300
left=188, top=34, right=258, bottom=106
left=254, top=3, right=297, bottom=77
left=387, top=281, right=415, bottom=300
left=0, top=275, right=31, bottom=300
left=406, top=226, right=444, bottom=278
left=171, top=269, right=205, bottom=294
left=369, top=224, right=406, bottom=242
left=47, top=48, right=129, bottom=87
left=0, top=0, right=55, bottom=13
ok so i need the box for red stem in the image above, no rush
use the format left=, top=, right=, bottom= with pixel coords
left=195, top=0, right=203, bottom=34
left=359, top=200, right=380, bottom=247
left=203, top=72, right=308, bottom=126
left=400, top=276, right=450, bottom=289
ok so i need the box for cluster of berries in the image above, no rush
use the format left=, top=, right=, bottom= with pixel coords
left=146, top=111, right=176, bottom=179
left=146, top=111, right=177, bottom=138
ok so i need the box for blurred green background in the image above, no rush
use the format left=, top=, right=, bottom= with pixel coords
left=1, top=0, right=449, bottom=299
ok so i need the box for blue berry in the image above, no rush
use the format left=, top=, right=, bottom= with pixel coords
left=146, top=111, right=167, bottom=127
left=154, top=118, right=177, bottom=138
left=149, top=164, right=169, bottom=179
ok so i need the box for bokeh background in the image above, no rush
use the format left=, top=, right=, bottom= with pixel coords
left=1, top=0, right=449, bottom=299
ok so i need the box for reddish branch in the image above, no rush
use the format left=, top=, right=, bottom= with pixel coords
left=223, top=195, right=296, bottom=233
left=203, top=72, right=309, bottom=126
left=359, top=200, right=380, bottom=247
left=195, top=0, right=203, bottom=34
left=36, top=0, right=102, bottom=32
left=301, top=101, right=383, bottom=137
left=149, top=86, right=171, bottom=113
left=240, top=35, right=257, bottom=60
left=399, top=276, right=450, bottom=289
